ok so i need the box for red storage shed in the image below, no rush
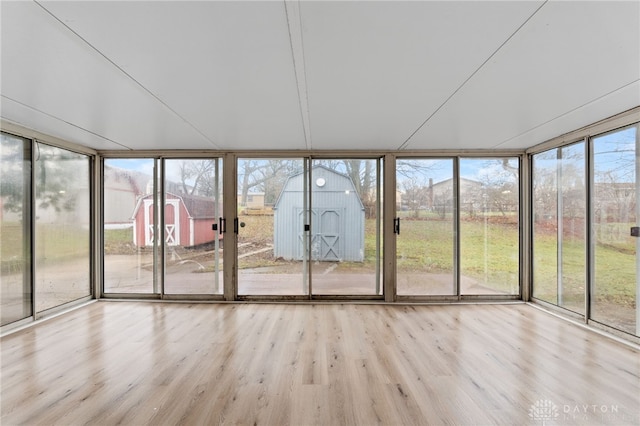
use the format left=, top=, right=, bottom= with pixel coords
left=131, top=192, right=219, bottom=247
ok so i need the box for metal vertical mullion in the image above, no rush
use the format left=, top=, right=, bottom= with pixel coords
left=29, top=140, right=37, bottom=320
left=98, top=157, right=106, bottom=298
left=383, top=154, right=396, bottom=302
left=161, top=158, right=167, bottom=297
left=557, top=148, right=563, bottom=306
left=520, top=154, right=530, bottom=301
left=214, top=158, right=220, bottom=294
left=154, top=158, right=163, bottom=296
left=636, top=123, right=640, bottom=335
left=454, top=157, right=461, bottom=299
left=585, top=138, right=593, bottom=324
left=305, top=158, right=311, bottom=298
left=375, top=158, right=382, bottom=296
left=90, top=153, right=98, bottom=300
left=223, top=154, right=237, bottom=301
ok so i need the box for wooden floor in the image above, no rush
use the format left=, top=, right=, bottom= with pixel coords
left=2, top=302, right=639, bottom=425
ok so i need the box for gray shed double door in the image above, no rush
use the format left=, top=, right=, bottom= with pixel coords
left=296, top=207, right=344, bottom=261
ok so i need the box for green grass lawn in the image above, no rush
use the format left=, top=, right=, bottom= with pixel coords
left=532, top=225, right=637, bottom=306
left=532, top=234, right=586, bottom=305
left=3, top=217, right=636, bottom=306
left=395, top=218, right=454, bottom=271
left=103, top=227, right=138, bottom=255
left=1, top=222, right=90, bottom=273
left=393, top=217, right=519, bottom=293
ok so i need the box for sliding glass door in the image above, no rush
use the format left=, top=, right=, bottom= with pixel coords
left=163, top=159, right=223, bottom=295
left=2, top=134, right=92, bottom=324
left=236, top=157, right=383, bottom=298
left=592, top=125, right=639, bottom=336
left=104, top=157, right=224, bottom=296
left=103, top=158, right=157, bottom=294
left=310, top=159, right=382, bottom=296
left=34, top=143, right=91, bottom=312
left=396, top=159, right=455, bottom=296
left=459, top=158, right=519, bottom=296
left=100, top=154, right=527, bottom=302
left=532, top=143, right=586, bottom=313
left=237, top=158, right=307, bottom=296
left=531, top=123, right=639, bottom=337
left=1, top=133, right=32, bottom=325
left=395, top=157, right=520, bottom=298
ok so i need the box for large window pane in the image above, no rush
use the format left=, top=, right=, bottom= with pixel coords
left=396, top=159, right=455, bottom=296
left=592, top=125, right=638, bottom=335
left=532, top=144, right=586, bottom=314
left=559, top=143, right=586, bottom=313
left=238, top=158, right=306, bottom=296
left=1, top=133, right=32, bottom=325
left=164, top=159, right=223, bottom=295
left=460, top=158, right=519, bottom=295
left=310, top=159, right=381, bottom=295
left=34, top=143, right=90, bottom=312
left=104, top=159, right=156, bottom=294
left=532, top=150, right=559, bottom=304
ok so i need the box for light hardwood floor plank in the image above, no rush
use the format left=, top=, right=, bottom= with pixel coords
left=2, top=302, right=639, bottom=425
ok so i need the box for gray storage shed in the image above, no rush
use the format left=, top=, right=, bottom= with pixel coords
left=274, top=165, right=365, bottom=262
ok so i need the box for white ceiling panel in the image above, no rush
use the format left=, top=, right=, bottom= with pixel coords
left=1, top=1, right=638, bottom=153
left=300, top=0, right=545, bottom=150
left=39, top=1, right=307, bottom=150
left=1, top=1, right=218, bottom=150
left=1, top=96, right=127, bottom=150
left=404, top=0, right=640, bottom=150
left=496, top=80, right=640, bottom=150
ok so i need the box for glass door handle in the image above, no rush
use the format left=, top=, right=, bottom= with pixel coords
left=233, top=218, right=245, bottom=234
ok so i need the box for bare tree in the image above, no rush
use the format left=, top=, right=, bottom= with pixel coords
left=178, top=160, right=218, bottom=196
left=402, top=178, right=430, bottom=218
left=476, top=159, right=519, bottom=216
left=237, top=159, right=302, bottom=207
left=0, top=135, right=26, bottom=213
left=34, top=143, right=84, bottom=213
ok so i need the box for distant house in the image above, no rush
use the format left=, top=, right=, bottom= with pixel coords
left=131, top=192, right=219, bottom=247
left=104, top=166, right=150, bottom=228
left=273, top=165, right=364, bottom=262
left=431, top=177, right=484, bottom=213
left=397, top=177, right=482, bottom=214
left=238, top=192, right=265, bottom=209
left=593, top=181, right=636, bottom=222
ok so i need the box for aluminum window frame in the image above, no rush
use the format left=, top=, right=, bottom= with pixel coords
left=527, top=106, right=640, bottom=343
left=0, top=124, right=96, bottom=334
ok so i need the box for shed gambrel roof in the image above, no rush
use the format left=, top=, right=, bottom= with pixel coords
left=130, top=192, right=216, bottom=220
left=274, top=165, right=365, bottom=210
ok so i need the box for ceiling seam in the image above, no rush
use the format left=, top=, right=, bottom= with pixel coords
left=491, top=78, right=640, bottom=149
left=397, top=0, right=549, bottom=151
left=297, top=1, right=313, bottom=150
left=1, top=95, right=133, bottom=150
left=32, top=0, right=221, bottom=150
left=284, top=0, right=312, bottom=150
